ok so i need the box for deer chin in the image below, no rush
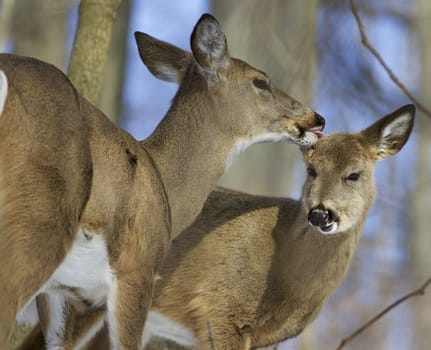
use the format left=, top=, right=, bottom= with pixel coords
left=308, top=219, right=339, bottom=235
left=316, top=221, right=338, bottom=235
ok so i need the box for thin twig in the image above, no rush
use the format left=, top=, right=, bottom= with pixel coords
left=336, top=276, right=431, bottom=350
left=350, top=0, right=431, bottom=118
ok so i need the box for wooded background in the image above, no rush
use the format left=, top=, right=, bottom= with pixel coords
left=1, top=0, right=430, bottom=349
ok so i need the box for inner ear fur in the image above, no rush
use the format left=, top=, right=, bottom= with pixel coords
left=190, top=14, right=230, bottom=74
left=361, top=104, right=415, bottom=159
left=134, top=31, right=192, bottom=83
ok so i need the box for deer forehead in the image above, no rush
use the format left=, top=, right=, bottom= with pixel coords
left=226, top=58, right=268, bottom=80
left=304, top=134, right=372, bottom=172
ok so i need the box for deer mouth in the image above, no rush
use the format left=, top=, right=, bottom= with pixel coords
left=290, top=111, right=325, bottom=145
left=293, top=128, right=324, bottom=146
left=316, top=221, right=338, bottom=234
left=313, top=130, right=324, bottom=138
left=308, top=205, right=338, bottom=235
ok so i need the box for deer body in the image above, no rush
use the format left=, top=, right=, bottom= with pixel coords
left=142, top=106, right=414, bottom=349
left=1, top=53, right=171, bottom=349
left=141, top=105, right=414, bottom=349
left=29, top=105, right=415, bottom=349
left=145, top=190, right=362, bottom=349
left=1, top=14, right=324, bottom=349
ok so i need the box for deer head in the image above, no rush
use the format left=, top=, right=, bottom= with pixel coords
left=136, top=14, right=325, bottom=161
left=136, top=14, right=325, bottom=235
left=303, top=104, right=415, bottom=234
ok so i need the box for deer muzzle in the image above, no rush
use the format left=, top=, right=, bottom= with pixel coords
left=313, top=112, right=325, bottom=130
left=308, top=205, right=338, bottom=234
left=289, top=111, right=325, bottom=146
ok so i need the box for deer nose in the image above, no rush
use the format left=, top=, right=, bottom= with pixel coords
left=308, top=205, right=334, bottom=227
left=314, top=112, right=325, bottom=130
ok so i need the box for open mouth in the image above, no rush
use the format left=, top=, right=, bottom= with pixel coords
left=294, top=128, right=324, bottom=146
left=316, top=221, right=338, bottom=235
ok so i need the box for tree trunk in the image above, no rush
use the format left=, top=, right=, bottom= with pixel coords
left=68, top=0, right=122, bottom=106
left=408, top=0, right=431, bottom=348
left=0, top=0, right=15, bottom=50
left=12, top=0, right=70, bottom=69
left=214, top=0, right=318, bottom=198
left=99, top=0, right=130, bottom=124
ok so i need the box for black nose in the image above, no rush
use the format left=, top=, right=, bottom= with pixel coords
left=314, top=112, right=325, bottom=130
left=308, top=205, right=334, bottom=227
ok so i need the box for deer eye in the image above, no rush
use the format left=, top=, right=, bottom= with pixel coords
left=253, top=78, right=270, bottom=91
left=346, top=172, right=361, bottom=181
left=307, top=166, right=317, bottom=178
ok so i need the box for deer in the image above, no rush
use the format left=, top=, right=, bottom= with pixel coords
left=0, top=13, right=324, bottom=350
left=18, top=105, right=414, bottom=349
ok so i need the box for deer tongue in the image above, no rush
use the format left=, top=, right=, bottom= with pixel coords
left=313, top=131, right=324, bottom=139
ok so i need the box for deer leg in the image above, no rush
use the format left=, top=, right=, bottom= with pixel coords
left=15, top=323, right=46, bottom=350
left=36, top=292, right=76, bottom=350
left=0, top=158, right=91, bottom=349
left=7, top=293, right=75, bottom=350
left=106, top=270, right=155, bottom=350
left=196, top=323, right=252, bottom=350
left=82, top=322, right=110, bottom=350
left=0, top=235, right=69, bottom=350
left=0, top=297, right=15, bottom=350
left=72, top=307, right=106, bottom=348
left=0, top=224, right=80, bottom=349
left=104, top=213, right=170, bottom=350
left=17, top=307, right=106, bottom=350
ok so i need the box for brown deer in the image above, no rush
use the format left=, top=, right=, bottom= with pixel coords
left=19, top=105, right=414, bottom=349
left=0, top=14, right=324, bottom=350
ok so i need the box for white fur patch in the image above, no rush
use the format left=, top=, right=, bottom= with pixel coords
left=0, top=70, right=8, bottom=117
left=155, top=66, right=181, bottom=83
left=50, top=230, right=112, bottom=306
left=17, top=229, right=115, bottom=344
left=143, top=312, right=197, bottom=348
left=318, top=221, right=338, bottom=235
left=225, top=132, right=294, bottom=170
left=382, top=113, right=412, bottom=140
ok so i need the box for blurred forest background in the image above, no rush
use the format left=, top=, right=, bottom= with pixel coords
left=1, top=0, right=430, bottom=349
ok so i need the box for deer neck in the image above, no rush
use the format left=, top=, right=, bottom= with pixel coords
left=141, top=98, right=236, bottom=237
left=271, top=204, right=367, bottom=303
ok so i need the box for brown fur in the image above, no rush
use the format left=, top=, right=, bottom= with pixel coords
left=0, top=14, right=323, bottom=349
left=19, top=105, right=414, bottom=349
left=147, top=106, right=414, bottom=350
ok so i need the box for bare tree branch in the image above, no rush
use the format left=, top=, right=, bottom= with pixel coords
left=336, top=276, right=431, bottom=350
left=350, top=0, right=431, bottom=118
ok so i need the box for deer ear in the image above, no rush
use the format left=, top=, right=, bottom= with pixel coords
left=134, top=32, right=192, bottom=83
left=361, top=104, right=415, bottom=160
left=190, top=14, right=229, bottom=80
